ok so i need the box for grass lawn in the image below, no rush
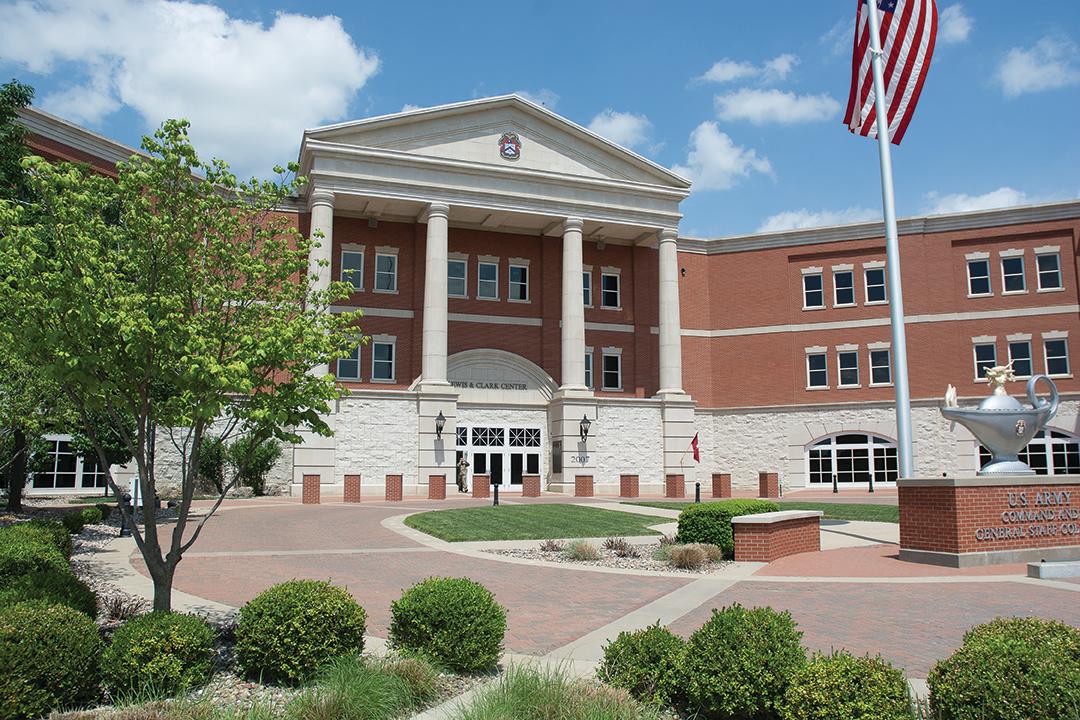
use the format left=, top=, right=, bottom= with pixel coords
left=403, top=504, right=670, bottom=542
left=624, top=500, right=899, bottom=523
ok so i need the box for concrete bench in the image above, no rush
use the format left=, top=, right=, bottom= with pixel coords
left=732, top=510, right=823, bottom=562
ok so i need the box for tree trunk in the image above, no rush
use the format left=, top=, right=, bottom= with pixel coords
left=149, top=560, right=175, bottom=613
left=5, top=427, right=26, bottom=513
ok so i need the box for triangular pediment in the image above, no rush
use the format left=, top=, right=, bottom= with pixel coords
left=305, top=96, right=689, bottom=189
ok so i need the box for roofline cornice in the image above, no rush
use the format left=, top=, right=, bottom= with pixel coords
left=17, top=106, right=144, bottom=166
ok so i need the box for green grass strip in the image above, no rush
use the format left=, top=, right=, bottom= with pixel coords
left=624, top=500, right=899, bottom=523
left=403, top=504, right=669, bottom=542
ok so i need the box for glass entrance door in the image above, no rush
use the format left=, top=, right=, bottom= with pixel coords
left=457, top=424, right=542, bottom=489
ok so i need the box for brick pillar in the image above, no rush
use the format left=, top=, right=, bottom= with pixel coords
left=472, top=474, right=490, bottom=498
left=619, top=474, right=639, bottom=498
left=385, top=474, right=403, bottom=502
left=665, top=474, right=685, bottom=499
left=343, top=474, right=362, bottom=503
left=574, top=475, right=594, bottom=497
left=428, top=474, right=446, bottom=500
left=522, top=475, right=541, bottom=498
left=302, top=474, right=320, bottom=505
left=758, top=471, right=780, bottom=499
left=712, top=473, right=731, bottom=499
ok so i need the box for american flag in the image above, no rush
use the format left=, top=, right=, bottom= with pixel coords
left=844, top=0, right=938, bottom=145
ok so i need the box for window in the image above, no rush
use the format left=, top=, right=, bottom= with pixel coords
left=807, top=433, right=898, bottom=485
left=337, top=345, right=361, bottom=380
left=478, top=261, right=498, bottom=299
left=803, top=273, right=824, bottom=309
left=584, top=351, right=593, bottom=389
left=31, top=437, right=108, bottom=491
left=341, top=250, right=364, bottom=291
left=1008, top=340, right=1032, bottom=377
left=865, top=267, right=887, bottom=304
left=371, top=339, right=395, bottom=381
left=509, top=264, right=529, bottom=301
left=979, top=429, right=1080, bottom=476
left=374, top=253, right=397, bottom=292
left=582, top=271, right=593, bottom=307
left=834, top=271, right=855, bottom=306
left=602, top=352, right=622, bottom=390
left=1037, top=253, right=1062, bottom=291
left=1045, top=338, right=1070, bottom=376
left=1001, top=256, right=1026, bottom=293
left=870, top=349, right=891, bottom=385
left=448, top=259, right=467, bottom=297
left=967, top=259, right=991, bottom=296
left=601, top=272, right=620, bottom=309
left=806, top=353, right=828, bottom=388
left=838, top=350, right=859, bottom=387
left=973, top=343, right=996, bottom=380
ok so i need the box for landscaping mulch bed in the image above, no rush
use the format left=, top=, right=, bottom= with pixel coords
left=486, top=545, right=732, bottom=575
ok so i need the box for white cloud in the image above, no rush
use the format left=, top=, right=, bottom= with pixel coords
left=698, top=54, right=799, bottom=84
left=924, top=187, right=1033, bottom=215
left=938, top=4, right=973, bottom=44
left=714, top=89, right=841, bottom=125
left=671, top=121, right=772, bottom=191
left=400, top=103, right=422, bottom=113
left=997, top=36, right=1080, bottom=98
left=0, top=0, right=379, bottom=177
left=819, top=17, right=851, bottom=58
left=757, top=207, right=880, bottom=233
left=514, top=88, right=560, bottom=109
left=587, top=109, right=651, bottom=149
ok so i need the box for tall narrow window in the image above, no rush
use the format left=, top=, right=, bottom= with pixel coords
left=374, top=253, right=397, bottom=292
left=1037, top=252, right=1062, bottom=291
left=583, top=271, right=593, bottom=307
left=973, top=343, right=996, bottom=379
left=967, top=259, right=991, bottom=296
left=806, top=353, right=828, bottom=388
left=834, top=271, right=855, bottom=306
left=341, top=250, right=364, bottom=291
left=838, top=350, right=859, bottom=387
left=870, top=349, right=891, bottom=385
left=448, top=259, right=467, bottom=297
left=584, top=352, right=593, bottom=389
left=372, top=340, right=395, bottom=381
left=803, top=274, right=824, bottom=309
left=337, top=346, right=361, bottom=380
left=1008, top=340, right=1032, bottom=377
left=1001, top=256, right=1026, bottom=293
left=601, top=273, right=620, bottom=308
left=602, top=352, right=622, bottom=390
left=1045, top=338, right=1070, bottom=376
left=864, top=267, right=887, bottom=304
left=509, top=264, right=529, bottom=301
left=478, top=261, right=498, bottom=299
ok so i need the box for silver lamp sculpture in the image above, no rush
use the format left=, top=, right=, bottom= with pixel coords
left=941, top=364, right=1059, bottom=475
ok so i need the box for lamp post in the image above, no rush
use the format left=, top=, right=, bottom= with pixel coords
left=579, top=415, right=591, bottom=443
left=435, top=411, right=445, bottom=440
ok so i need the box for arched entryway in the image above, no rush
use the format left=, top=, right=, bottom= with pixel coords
left=978, top=427, right=1080, bottom=475
left=806, top=432, right=899, bottom=486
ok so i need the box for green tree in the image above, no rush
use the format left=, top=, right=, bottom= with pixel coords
left=227, top=435, right=282, bottom=496
left=197, top=436, right=227, bottom=495
left=0, top=119, right=361, bottom=610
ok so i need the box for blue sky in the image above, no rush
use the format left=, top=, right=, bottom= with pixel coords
left=2, top=1, right=1079, bottom=237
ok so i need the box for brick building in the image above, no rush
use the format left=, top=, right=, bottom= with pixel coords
left=18, top=97, right=1080, bottom=497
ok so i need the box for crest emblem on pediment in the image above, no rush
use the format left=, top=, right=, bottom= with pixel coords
left=498, top=131, right=521, bottom=161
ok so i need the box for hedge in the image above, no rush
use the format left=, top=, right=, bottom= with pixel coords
left=780, top=651, right=913, bottom=720
left=0, top=520, right=72, bottom=559
left=103, top=612, right=214, bottom=698
left=597, top=622, right=686, bottom=708
left=0, top=567, right=98, bottom=619
left=0, top=532, right=68, bottom=584
left=677, top=499, right=780, bottom=556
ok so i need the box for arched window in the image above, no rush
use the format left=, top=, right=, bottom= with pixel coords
left=978, top=429, right=1080, bottom=475
left=807, top=433, right=898, bottom=485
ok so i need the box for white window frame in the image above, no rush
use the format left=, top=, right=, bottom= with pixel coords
left=833, top=265, right=855, bottom=307
left=477, top=257, right=499, bottom=300
left=802, top=267, right=824, bottom=310
left=868, top=343, right=892, bottom=386
left=973, top=338, right=997, bottom=381
left=966, top=256, right=992, bottom=297
left=805, top=347, right=828, bottom=389
left=371, top=335, right=396, bottom=383
left=584, top=346, right=594, bottom=389
left=583, top=266, right=593, bottom=308
left=448, top=253, right=468, bottom=298
left=601, top=347, right=623, bottom=391
left=374, top=247, right=399, bottom=294
left=1043, top=332, right=1071, bottom=377
left=600, top=268, right=621, bottom=310
left=337, top=345, right=361, bottom=381
left=863, top=262, right=887, bottom=305
left=29, top=435, right=109, bottom=493
left=837, top=346, right=860, bottom=388
left=999, top=249, right=1027, bottom=295
left=508, top=259, right=530, bottom=303
left=340, top=245, right=365, bottom=291
left=1036, top=248, right=1063, bottom=293
left=1007, top=335, right=1033, bottom=378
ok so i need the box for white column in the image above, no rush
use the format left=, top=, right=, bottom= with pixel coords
left=421, top=202, right=451, bottom=385
left=560, top=217, right=587, bottom=390
left=307, top=189, right=335, bottom=297
left=657, top=228, right=684, bottom=395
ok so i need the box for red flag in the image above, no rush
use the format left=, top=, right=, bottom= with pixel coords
left=691, top=433, right=700, bottom=463
left=844, top=0, right=938, bottom=146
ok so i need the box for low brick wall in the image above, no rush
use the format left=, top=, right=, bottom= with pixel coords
left=385, top=474, right=403, bottom=502
left=522, top=475, right=541, bottom=498
left=665, top=474, right=685, bottom=499
left=302, top=474, right=320, bottom=505
left=712, top=473, right=731, bottom=499
left=620, top=474, right=639, bottom=498
left=733, top=510, right=822, bottom=562
left=428, top=474, right=446, bottom=500
left=575, top=475, right=594, bottom=498
left=472, top=474, right=490, bottom=498
left=899, top=476, right=1080, bottom=566
left=343, top=474, right=361, bottom=503
left=758, top=471, right=780, bottom=499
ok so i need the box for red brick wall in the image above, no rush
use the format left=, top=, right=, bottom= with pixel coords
left=302, top=474, right=320, bottom=505
left=385, top=474, right=403, bottom=502
left=665, top=474, right=685, bottom=499
left=428, top=474, right=446, bottom=500
left=344, top=474, right=361, bottom=503
left=759, top=472, right=780, bottom=499
left=575, top=475, right=594, bottom=497
left=522, top=475, right=541, bottom=498
left=733, top=517, right=821, bottom=562
left=472, top=474, right=490, bottom=498
left=620, top=474, right=639, bottom=498
left=712, top=473, right=732, bottom=499
left=899, top=482, right=1080, bottom=554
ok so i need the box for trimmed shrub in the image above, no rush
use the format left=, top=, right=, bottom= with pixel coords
left=565, top=540, right=601, bottom=561
left=683, top=604, right=806, bottom=719
left=677, top=500, right=779, bottom=557
left=79, top=506, right=104, bottom=526
left=0, top=600, right=102, bottom=720
left=95, top=503, right=114, bottom=522
left=236, top=580, right=366, bottom=685
left=598, top=622, right=686, bottom=708
left=0, top=567, right=98, bottom=618
left=1, top=519, right=72, bottom=558
left=780, top=651, right=913, bottom=720
left=928, top=616, right=1080, bottom=720
left=0, top=532, right=68, bottom=583
left=669, top=544, right=707, bottom=570
left=389, top=577, right=506, bottom=673
left=62, top=512, right=85, bottom=534
left=102, top=612, right=214, bottom=699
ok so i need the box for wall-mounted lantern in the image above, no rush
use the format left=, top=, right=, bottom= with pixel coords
left=579, top=414, right=592, bottom=442
left=435, top=411, right=446, bottom=440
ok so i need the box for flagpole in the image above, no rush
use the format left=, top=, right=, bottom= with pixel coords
left=866, top=0, right=915, bottom=479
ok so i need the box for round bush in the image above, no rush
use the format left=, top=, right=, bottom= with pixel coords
left=103, top=612, right=214, bottom=699
left=95, top=503, right=114, bottom=522
left=1, top=520, right=73, bottom=559
left=389, top=577, right=506, bottom=673
left=236, top=580, right=366, bottom=685
left=0, top=534, right=68, bottom=584
left=780, top=651, right=913, bottom=720
left=928, top=616, right=1080, bottom=720
left=79, top=506, right=104, bottom=526
left=61, top=512, right=85, bottom=534
left=0, top=568, right=97, bottom=618
left=598, top=622, right=686, bottom=708
left=0, top=601, right=102, bottom=720
left=677, top=500, right=779, bottom=557
left=683, top=603, right=807, bottom=719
